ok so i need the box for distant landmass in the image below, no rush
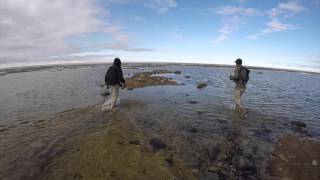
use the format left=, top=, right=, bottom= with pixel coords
left=0, top=62, right=319, bottom=76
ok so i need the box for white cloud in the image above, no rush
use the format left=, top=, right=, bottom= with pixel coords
left=278, top=1, right=304, bottom=13
left=213, top=6, right=261, bottom=16
left=103, top=43, right=161, bottom=52
left=249, top=1, right=304, bottom=39
left=262, top=20, right=298, bottom=33
left=268, top=1, right=304, bottom=19
left=104, top=25, right=131, bottom=43
left=0, top=0, right=112, bottom=62
left=145, top=0, right=177, bottom=13
left=248, top=20, right=298, bottom=39
left=212, top=6, right=261, bottom=43
left=213, top=6, right=244, bottom=15
left=0, top=0, right=163, bottom=64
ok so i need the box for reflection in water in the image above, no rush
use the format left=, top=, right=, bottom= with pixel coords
left=0, top=64, right=319, bottom=179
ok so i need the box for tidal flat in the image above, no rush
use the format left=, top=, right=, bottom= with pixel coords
left=0, top=64, right=319, bottom=180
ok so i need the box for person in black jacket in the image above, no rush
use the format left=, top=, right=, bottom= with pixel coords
left=101, top=58, right=126, bottom=111
left=105, top=58, right=125, bottom=87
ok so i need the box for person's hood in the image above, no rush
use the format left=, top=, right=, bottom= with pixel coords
left=113, top=58, right=121, bottom=67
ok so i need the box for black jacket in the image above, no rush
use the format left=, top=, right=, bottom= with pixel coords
left=105, top=63, right=125, bottom=86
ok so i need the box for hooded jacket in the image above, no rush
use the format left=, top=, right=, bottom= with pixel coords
left=105, top=59, right=125, bottom=86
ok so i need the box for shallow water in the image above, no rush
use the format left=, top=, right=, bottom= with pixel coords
left=0, top=64, right=319, bottom=179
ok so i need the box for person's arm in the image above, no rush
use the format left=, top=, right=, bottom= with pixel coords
left=117, top=67, right=126, bottom=88
left=105, top=67, right=110, bottom=84
left=119, top=68, right=125, bottom=84
left=230, top=67, right=240, bottom=81
left=104, top=68, right=110, bottom=88
left=105, top=67, right=113, bottom=88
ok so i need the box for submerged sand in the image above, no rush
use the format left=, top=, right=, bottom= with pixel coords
left=267, top=135, right=320, bottom=180
left=41, top=107, right=196, bottom=180
left=37, top=104, right=320, bottom=180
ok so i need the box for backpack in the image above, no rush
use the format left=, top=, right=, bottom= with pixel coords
left=239, top=67, right=250, bottom=83
left=105, top=66, right=118, bottom=85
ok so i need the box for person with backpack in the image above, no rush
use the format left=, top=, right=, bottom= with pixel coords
left=100, top=58, right=126, bottom=111
left=230, top=58, right=250, bottom=116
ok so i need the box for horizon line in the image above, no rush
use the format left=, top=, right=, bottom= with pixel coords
left=0, top=61, right=319, bottom=75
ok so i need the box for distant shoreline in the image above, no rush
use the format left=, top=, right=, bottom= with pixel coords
left=0, top=62, right=319, bottom=75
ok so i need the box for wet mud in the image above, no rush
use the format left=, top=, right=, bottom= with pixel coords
left=125, top=70, right=178, bottom=89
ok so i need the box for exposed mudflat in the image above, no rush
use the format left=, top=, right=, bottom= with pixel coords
left=125, top=70, right=178, bottom=89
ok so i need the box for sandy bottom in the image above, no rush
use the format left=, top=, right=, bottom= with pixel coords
left=39, top=104, right=197, bottom=180
left=267, top=135, right=320, bottom=180
left=37, top=106, right=320, bottom=180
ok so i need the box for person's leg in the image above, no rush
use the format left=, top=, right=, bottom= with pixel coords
left=100, top=97, right=112, bottom=111
left=111, top=84, right=120, bottom=109
left=234, top=89, right=242, bottom=112
left=237, top=88, right=248, bottom=118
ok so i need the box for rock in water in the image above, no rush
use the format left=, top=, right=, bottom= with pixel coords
left=208, top=144, right=220, bottom=162
left=101, top=89, right=110, bottom=96
left=312, top=160, right=318, bottom=166
left=150, top=138, right=166, bottom=152
left=197, top=82, right=207, bottom=89
left=98, top=83, right=105, bottom=87
left=188, top=100, right=198, bottom=104
left=129, top=139, right=140, bottom=145
left=188, top=127, right=198, bottom=133
left=164, top=157, right=174, bottom=166
left=291, top=121, right=308, bottom=134
left=238, top=156, right=257, bottom=176
left=291, top=121, right=306, bottom=127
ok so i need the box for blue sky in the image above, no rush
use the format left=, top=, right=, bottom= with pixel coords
left=0, top=0, right=319, bottom=72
